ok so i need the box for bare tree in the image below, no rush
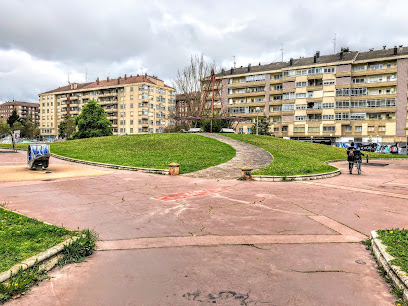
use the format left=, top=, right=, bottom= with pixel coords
left=173, top=54, right=218, bottom=122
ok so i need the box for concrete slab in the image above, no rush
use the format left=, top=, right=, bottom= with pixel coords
left=1, top=151, right=407, bottom=305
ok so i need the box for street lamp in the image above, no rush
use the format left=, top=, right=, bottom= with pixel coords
left=311, top=135, right=314, bottom=143
left=255, top=107, right=261, bottom=136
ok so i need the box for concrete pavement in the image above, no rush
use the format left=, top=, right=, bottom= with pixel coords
left=1, top=150, right=407, bottom=305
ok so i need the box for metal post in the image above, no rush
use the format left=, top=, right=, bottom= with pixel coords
left=256, top=107, right=260, bottom=136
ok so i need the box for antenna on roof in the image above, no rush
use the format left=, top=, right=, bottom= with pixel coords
left=280, top=43, right=284, bottom=62
left=85, top=67, right=88, bottom=82
left=333, top=33, right=337, bottom=53
left=233, top=56, right=236, bottom=68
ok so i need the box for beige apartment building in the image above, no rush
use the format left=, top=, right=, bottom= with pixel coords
left=0, top=101, right=40, bottom=124
left=213, top=47, right=408, bottom=147
left=39, top=74, right=176, bottom=138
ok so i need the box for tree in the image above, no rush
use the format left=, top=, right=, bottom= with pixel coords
left=197, top=116, right=230, bottom=133
left=73, top=100, right=112, bottom=139
left=173, top=54, right=217, bottom=125
left=21, top=115, right=40, bottom=139
left=1, top=109, right=24, bottom=151
left=58, top=115, right=76, bottom=139
left=250, top=117, right=272, bottom=136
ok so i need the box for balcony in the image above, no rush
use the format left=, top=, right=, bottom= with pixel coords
left=306, top=108, right=323, bottom=114
left=307, top=74, right=323, bottom=80
left=352, top=68, right=397, bottom=77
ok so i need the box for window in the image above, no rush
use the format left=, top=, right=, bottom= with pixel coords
left=322, top=115, right=334, bottom=120
left=322, top=103, right=334, bottom=109
left=323, top=80, right=335, bottom=85
left=274, top=127, right=279, bottom=132
left=283, top=92, right=295, bottom=100
left=336, top=88, right=350, bottom=96
left=353, top=78, right=365, bottom=84
left=324, top=67, right=335, bottom=73
left=130, top=120, right=133, bottom=125
left=272, top=95, right=282, bottom=101
left=308, top=126, right=320, bottom=132
left=368, top=126, right=375, bottom=132
left=369, top=114, right=382, bottom=120
left=130, top=87, right=133, bottom=92
left=130, top=128, right=133, bottom=133
left=130, top=95, right=133, bottom=100
left=295, top=116, right=307, bottom=121
left=293, top=126, right=305, bottom=133
left=353, top=65, right=367, bottom=72
left=272, top=117, right=280, bottom=122
left=355, top=126, right=362, bottom=132
left=273, top=106, right=281, bottom=112
left=351, top=100, right=366, bottom=108
left=296, top=93, right=306, bottom=99
left=335, top=112, right=350, bottom=120
left=336, top=101, right=350, bottom=108
left=387, top=63, right=392, bottom=69
left=323, top=126, right=335, bottom=132
left=274, top=74, right=282, bottom=80
left=282, top=104, right=295, bottom=111
left=370, top=64, right=383, bottom=70
left=283, top=70, right=296, bottom=77
left=379, top=126, right=386, bottom=132
left=296, top=104, right=306, bottom=110
left=282, top=126, right=288, bottom=132
left=350, top=113, right=366, bottom=120
left=245, top=74, right=265, bottom=82
left=273, top=85, right=282, bottom=90
left=345, top=126, right=352, bottom=132
left=351, top=88, right=367, bottom=96
left=296, top=82, right=307, bottom=87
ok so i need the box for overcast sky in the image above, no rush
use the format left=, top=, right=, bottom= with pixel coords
left=1, top=0, right=407, bottom=102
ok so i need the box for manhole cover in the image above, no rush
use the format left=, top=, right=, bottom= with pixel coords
left=355, top=260, right=366, bottom=265
left=45, top=171, right=52, bottom=173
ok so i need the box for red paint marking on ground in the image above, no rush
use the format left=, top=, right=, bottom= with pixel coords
left=153, top=188, right=228, bottom=201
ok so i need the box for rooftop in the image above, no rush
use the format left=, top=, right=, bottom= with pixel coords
left=0, top=101, right=39, bottom=108
left=218, top=46, right=408, bottom=77
left=41, top=74, right=174, bottom=95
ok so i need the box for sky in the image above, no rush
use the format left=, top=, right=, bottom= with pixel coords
left=0, top=0, right=407, bottom=102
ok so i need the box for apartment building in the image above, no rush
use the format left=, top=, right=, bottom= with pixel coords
left=214, top=47, right=408, bottom=146
left=38, top=74, right=176, bottom=138
left=0, top=101, right=40, bottom=124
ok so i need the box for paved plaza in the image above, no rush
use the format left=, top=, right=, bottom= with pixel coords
left=1, top=150, right=407, bottom=305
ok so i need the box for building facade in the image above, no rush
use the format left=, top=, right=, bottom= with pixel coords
left=0, top=101, right=40, bottom=124
left=214, top=47, right=408, bottom=146
left=38, top=74, right=176, bottom=138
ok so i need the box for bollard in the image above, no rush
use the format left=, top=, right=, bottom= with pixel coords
left=168, top=163, right=180, bottom=175
left=241, top=166, right=253, bottom=180
left=366, top=154, right=369, bottom=164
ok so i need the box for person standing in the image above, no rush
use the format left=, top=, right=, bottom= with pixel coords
left=347, top=142, right=355, bottom=174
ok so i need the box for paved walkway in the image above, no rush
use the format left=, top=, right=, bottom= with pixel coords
left=1, top=152, right=407, bottom=305
left=184, top=133, right=273, bottom=179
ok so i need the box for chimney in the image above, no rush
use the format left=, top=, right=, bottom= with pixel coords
left=117, top=77, right=121, bottom=84
left=247, top=64, right=251, bottom=72
left=289, top=58, right=293, bottom=66
left=124, top=74, right=127, bottom=80
left=96, top=77, right=99, bottom=85
left=340, top=51, right=344, bottom=60
left=316, top=51, right=320, bottom=58
left=313, top=55, right=317, bottom=63
left=394, top=46, right=398, bottom=55
left=230, top=68, right=234, bottom=74
left=107, top=77, right=110, bottom=82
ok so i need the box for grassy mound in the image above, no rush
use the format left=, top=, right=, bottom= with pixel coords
left=20, top=134, right=235, bottom=174
left=222, top=134, right=407, bottom=176
left=377, top=229, right=408, bottom=274
left=0, top=206, right=71, bottom=272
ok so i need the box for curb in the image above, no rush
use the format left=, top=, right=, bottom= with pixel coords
left=371, top=230, right=408, bottom=301
left=0, top=148, right=169, bottom=175
left=50, top=153, right=169, bottom=175
left=0, top=237, right=77, bottom=284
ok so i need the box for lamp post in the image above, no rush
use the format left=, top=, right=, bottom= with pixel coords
left=311, top=135, right=314, bottom=143
left=376, top=134, right=379, bottom=144
left=255, top=107, right=261, bottom=136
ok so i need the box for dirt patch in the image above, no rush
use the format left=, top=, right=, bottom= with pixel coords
left=0, top=164, right=110, bottom=182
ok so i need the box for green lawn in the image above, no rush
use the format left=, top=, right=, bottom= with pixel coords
left=222, top=134, right=408, bottom=176
left=0, top=207, right=72, bottom=272
left=2, top=134, right=236, bottom=174
left=377, top=229, right=408, bottom=274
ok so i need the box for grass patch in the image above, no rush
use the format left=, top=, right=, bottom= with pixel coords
left=0, top=134, right=236, bottom=174
left=0, top=205, right=72, bottom=273
left=221, top=134, right=408, bottom=176
left=59, top=229, right=98, bottom=267
left=377, top=229, right=408, bottom=274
